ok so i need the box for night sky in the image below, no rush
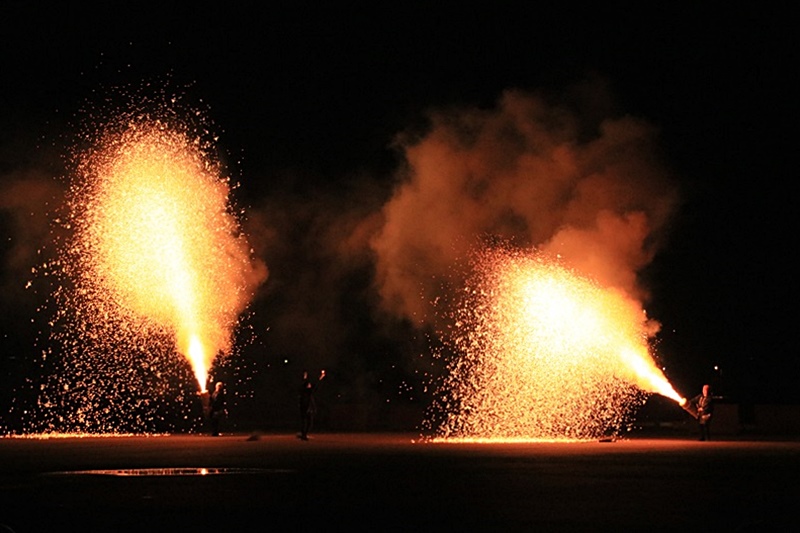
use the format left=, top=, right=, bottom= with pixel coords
left=1, top=2, right=797, bottom=430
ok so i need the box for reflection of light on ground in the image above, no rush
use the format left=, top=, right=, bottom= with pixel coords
left=48, top=467, right=294, bottom=477
left=426, top=437, right=586, bottom=443
left=7, top=433, right=146, bottom=439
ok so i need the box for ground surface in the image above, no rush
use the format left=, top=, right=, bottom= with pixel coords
left=1, top=432, right=798, bottom=532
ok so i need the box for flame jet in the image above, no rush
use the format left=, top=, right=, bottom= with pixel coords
left=426, top=246, right=682, bottom=441
left=69, top=119, right=264, bottom=393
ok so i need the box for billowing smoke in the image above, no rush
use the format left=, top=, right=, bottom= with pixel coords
left=0, top=172, right=63, bottom=296
left=370, top=89, right=679, bottom=330
left=221, top=86, right=682, bottom=430
left=244, top=186, right=383, bottom=364
left=0, top=83, right=681, bottom=433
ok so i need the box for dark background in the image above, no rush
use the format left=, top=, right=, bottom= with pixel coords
left=1, top=2, right=796, bottom=431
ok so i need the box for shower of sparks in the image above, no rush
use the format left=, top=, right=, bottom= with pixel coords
left=79, top=123, right=252, bottom=391
left=26, top=101, right=265, bottom=434
left=424, top=246, right=683, bottom=442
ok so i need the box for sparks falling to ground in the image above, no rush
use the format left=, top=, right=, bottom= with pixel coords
left=28, top=102, right=266, bottom=434
left=425, top=246, right=682, bottom=441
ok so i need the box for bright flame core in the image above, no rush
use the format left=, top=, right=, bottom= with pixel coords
left=619, top=347, right=684, bottom=404
left=187, top=335, right=208, bottom=393
left=75, top=121, right=259, bottom=392
left=29, top=106, right=267, bottom=434
left=426, top=246, right=681, bottom=441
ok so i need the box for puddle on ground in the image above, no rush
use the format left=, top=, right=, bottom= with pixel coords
left=46, top=467, right=293, bottom=477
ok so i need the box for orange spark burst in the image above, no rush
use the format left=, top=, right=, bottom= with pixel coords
left=77, top=121, right=257, bottom=392
left=31, top=104, right=267, bottom=434
left=426, top=246, right=681, bottom=441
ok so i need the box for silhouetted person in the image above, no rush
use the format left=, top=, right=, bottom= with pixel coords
left=298, top=369, right=325, bottom=440
left=690, top=384, right=714, bottom=441
left=208, top=381, right=227, bottom=436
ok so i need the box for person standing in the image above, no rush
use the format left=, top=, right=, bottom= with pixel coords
left=690, top=384, right=714, bottom=441
left=298, top=369, right=325, bottom=440
left=208, top=381, right=227, bottom=436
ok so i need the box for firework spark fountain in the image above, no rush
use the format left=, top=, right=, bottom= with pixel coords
left=28, top=101, right=267, bottom=434
left=425, top=245, right=683, bottom=442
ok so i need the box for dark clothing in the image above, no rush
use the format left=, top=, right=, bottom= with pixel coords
left=690, top=392, right=714, bottom=441
left=208, top=386, right=227, bottom=436
left=299, top=377, right=318, bottom=440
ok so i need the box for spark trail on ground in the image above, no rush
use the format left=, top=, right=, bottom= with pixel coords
left=425, top=246, right=683, bottom=441
left=28, top=104, right=266, bottom=434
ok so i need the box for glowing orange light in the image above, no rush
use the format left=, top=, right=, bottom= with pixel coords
left=27, top=96, right=267, bottom=434
left=618, top=347, right=684, bottom=404
left=187, top=335, right=208, bottom=393
left=62, top=115, right=264, bottom=394
left=426, top=246, right=682, bottom=441
left=81, top=123, right=247, bottom=392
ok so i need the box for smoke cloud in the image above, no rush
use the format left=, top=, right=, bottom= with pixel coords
left=243, top=178, right=387, bottom=365
left=0, top=83, right=682, bottom=430
left=0, top=170, right=64, bottom=300
left=370, top=88, right=679, bottom=330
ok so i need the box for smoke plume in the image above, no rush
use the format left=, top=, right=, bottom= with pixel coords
left=0, top=170, right=64, bottom=302
left=370, top=89, right=679, bottom=330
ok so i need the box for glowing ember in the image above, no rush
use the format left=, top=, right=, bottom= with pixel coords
left=28, top=99, right=266, bottom=434
left=425, top=246, right=682, bottom=441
